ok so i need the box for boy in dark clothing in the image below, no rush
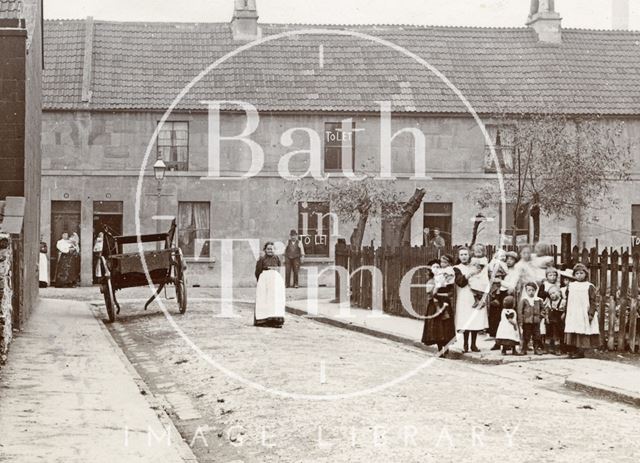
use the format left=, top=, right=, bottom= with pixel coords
left=544, top=285, right=565, bottom=355
left=284, top=229, right=305, bottom=288
left=518, top=282, right=544, bottom=355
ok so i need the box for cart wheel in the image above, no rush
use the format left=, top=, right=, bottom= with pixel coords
left=174, top=251, right=187, bottom=314
left=176, top=274, right=187, bottom=314
left=102, top=278, right=116, bottom=323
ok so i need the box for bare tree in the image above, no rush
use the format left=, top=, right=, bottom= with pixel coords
left=472, top=111, right=633, bottom=245
left=285, top=176, right=404, bottom=250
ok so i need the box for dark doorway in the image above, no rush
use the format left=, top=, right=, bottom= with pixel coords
left=50, top=201, right=81, bottom=281
left=424, top=202, right=453, bottom=248
left=93, top=201, right=123, bottom=284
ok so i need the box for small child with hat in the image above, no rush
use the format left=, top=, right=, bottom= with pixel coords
left=495, top=295, right=520, bottom=355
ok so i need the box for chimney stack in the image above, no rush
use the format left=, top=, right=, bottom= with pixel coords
left=231, top=0, right=260, bottom=41
left=612, top=0, right=630, bottom=30
left=527, top=0, right=562, bottom=44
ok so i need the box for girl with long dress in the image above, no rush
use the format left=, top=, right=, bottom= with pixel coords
left=454, top=248, right=489, bottom=352
left=421, top=255, right=456, bottom=356
left=564, top=263, right=600, bottom=358
left=254, top=242, right=285, bottom=328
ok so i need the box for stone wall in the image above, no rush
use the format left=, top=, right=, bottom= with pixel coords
left=0, top=233, right=13, bottom=363
left=20, top=0, right=43, bottom=325
left=0, top=21, right=26, bottom=199
left=0, top=4, right=42, bottom=327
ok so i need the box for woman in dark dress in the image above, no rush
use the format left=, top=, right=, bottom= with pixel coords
left=55, top=232, right=78, bottom=287
left=422, top=255, right=457, bottom=357
left=254, top=242, right=285, bottom=327
left=255, top=242, right=281, bottom=280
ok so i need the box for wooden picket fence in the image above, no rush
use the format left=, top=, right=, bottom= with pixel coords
left=336, top=242, right=640, bottom=352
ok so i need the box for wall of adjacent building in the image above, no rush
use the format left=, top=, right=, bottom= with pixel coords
left=0, top=5, right=42, bottom=328
left=40, top=109, right=640, bottom=287
left=21, top=0, right=42, bottom=325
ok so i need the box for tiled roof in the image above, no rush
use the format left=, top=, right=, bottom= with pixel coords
left=0, top=0, right=21, bottom=19
left=43, top=19, right=640, bottom=115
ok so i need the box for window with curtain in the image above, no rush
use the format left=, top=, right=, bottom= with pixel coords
left=178, top=202, right=210, bottom=258
left=484, top=124, right=515, bottom=173
left=157, top=121, right=189, bottom=171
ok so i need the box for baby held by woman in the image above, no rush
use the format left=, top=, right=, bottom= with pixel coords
left=468, top=244, right=508, bottom=309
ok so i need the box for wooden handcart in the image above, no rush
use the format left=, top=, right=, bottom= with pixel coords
left=97, top=220, right=187, bottom=322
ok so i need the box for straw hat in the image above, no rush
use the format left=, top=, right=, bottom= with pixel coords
left=559, top=269, right=575, bottom=280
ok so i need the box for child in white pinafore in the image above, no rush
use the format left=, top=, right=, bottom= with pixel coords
left=495, top=295, right=520, bottom=355
left=564, top=263, right=600, bottom=358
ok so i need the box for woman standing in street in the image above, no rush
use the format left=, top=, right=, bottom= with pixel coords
left=454, top=247, right=488, bottom=352
left=422, top=255, right=456, bottom=356
left=254, top=241, right=285, bottom=328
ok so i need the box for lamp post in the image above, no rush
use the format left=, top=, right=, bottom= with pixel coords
left=153, top=159, right=167, bottom=251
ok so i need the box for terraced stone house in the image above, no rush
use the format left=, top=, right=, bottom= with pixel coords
left=40, top=0, right=640, bottom=286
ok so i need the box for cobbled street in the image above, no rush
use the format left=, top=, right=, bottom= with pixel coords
left=93, top=295, right=640, bottom=463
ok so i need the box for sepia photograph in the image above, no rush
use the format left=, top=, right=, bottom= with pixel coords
left=1, top=0, right=640, bottom=461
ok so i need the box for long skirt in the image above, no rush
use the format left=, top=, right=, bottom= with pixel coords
left=487, top=291, right=506, bottom=337
left=422, top=299, right=455, bottom=347
left=455, top=285, right=489, bottom=332
left=255, top=270, right=285, bottom=327
left=564, top=333, right=600, bottom=349
left=55, top=252, right=76, bottom=287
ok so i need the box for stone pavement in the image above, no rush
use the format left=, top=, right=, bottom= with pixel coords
left=286, top=298, right=640, bottom=406
left=285, top=298, right=557, bottom=364
left=565, top=364, right=640, bottom=407
left=0, top=298, right=196, bottom=463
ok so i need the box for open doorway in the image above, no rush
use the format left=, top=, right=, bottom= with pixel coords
left=50, top=201, right=81, bottom=283
left=423, top=202, right=452, bottom=248
left=93, top=201, right=123, bottom=284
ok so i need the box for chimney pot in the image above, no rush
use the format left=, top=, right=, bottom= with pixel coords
left=527, top=0, right=562, bottom=43
left=612, top=0, right=630, bottom=30
left=231, top=0, right=260, bottom=41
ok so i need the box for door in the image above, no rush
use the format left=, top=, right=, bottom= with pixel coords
left=423, top=202, right=452, bottom=248
left=93, top=201, right=123, bottom=283
left=50, top=201, right=81, bottom=280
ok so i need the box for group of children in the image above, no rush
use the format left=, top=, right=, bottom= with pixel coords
left=494, top=259, right=600, bottom=359
left=422, top=242, right=600, bottom=358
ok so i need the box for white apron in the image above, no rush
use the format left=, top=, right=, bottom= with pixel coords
left=564, top=281, right=599, bottom=335
left=454, top=264, right=489, bottom=331
left=495, top=309, right=521, bottom=343
left=255, top=270, right=286, bottom=323
left=39, top=252, right=49, bottom=286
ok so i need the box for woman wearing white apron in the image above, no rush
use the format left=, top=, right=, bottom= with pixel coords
left=38, top=240, right=49, bottom=288
left=564, top=263, right=600, bottom=358
left=254, top=242, right=285, bottom=328
left=454, top=247, right=489, bottom=352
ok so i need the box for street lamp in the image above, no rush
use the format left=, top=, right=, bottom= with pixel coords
left=153, top=159, right=167, bottom=181
left=153, top=159, right=167, bottom=250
